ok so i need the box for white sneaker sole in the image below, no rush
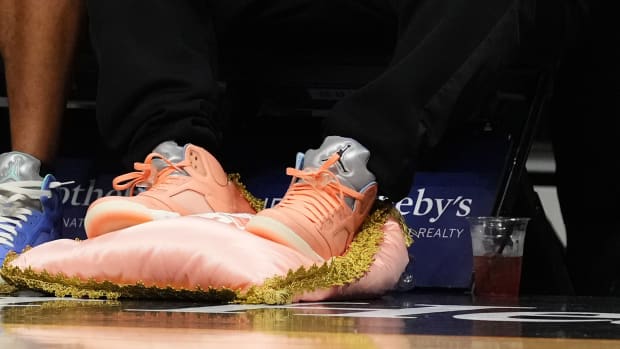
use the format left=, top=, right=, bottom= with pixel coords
left=245, top=215, right=324, bottom=263
left=84, top=200, right=180, bottom=238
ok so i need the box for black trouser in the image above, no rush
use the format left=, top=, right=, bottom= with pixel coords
left=87, top=0, right=529, bottom=201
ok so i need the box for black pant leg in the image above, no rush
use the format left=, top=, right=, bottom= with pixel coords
left=87, top=0, right=325, bottom=168
left=324, top=0, right=531, bottom=201
left=87, top=0, right=221, bottom=167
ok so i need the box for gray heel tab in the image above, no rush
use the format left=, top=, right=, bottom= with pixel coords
left=0, top=152, right=43, bottom=183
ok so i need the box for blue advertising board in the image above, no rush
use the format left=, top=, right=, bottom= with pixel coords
left=401, top=173, right=496, bottom=288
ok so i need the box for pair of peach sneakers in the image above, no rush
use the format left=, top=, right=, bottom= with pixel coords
left=84, top=136, right=378, bottom=263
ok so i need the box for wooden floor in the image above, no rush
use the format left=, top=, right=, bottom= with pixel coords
left=2, top=290, right=620, bottom=348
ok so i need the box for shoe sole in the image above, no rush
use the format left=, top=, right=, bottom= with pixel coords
left=84, top=201, right=180, bottom=238
left=245, top=215, right=325, bottom=263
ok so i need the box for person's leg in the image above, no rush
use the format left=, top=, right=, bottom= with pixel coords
left=324, top=0, right=531, bottom=202
left=76, top=1, right=231, bottom=236
left=86, top=0, right=222, bottom=167
left=0, top=0, right=85, bottom=169
left=83, top=0, right=324, bottom=238
left=0, top=0, right=84, bottom=262
left=86, top=0, right=324, bottom=168
left=242, top=0, right=532, bottom=262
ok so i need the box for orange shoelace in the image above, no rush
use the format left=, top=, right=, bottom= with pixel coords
left=278, top=153, right=363, bottom=224
left=112, top=152, right=187, bottom=195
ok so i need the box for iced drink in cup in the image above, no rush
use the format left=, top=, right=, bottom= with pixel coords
left=466, top=217, right=530, bottom=297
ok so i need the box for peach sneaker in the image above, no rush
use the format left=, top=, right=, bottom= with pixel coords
left=245, top=136, right=378, bottom=263
left=84, top=143, right=255, bottom=238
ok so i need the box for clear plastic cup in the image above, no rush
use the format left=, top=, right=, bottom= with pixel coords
left=466, top=216, right=530, bottom=297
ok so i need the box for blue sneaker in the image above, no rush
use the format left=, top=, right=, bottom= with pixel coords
left=0, top=152, right=66, bottom=265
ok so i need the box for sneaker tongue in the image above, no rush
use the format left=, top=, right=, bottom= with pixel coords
left=0, top=152, right=43, bottom=184
left=151, top=141, right=186, bottom=172
left=147, top=141, right=193, bottom=177
left=153, top=141, right=185, bottom=164
left=303, top=136, right=375, bottom=193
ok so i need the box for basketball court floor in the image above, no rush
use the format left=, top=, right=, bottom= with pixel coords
left=2, top=290, right=620, bottom=348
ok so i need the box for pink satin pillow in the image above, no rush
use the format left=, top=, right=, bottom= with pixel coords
left=2, top=206, right=411, bottom=304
